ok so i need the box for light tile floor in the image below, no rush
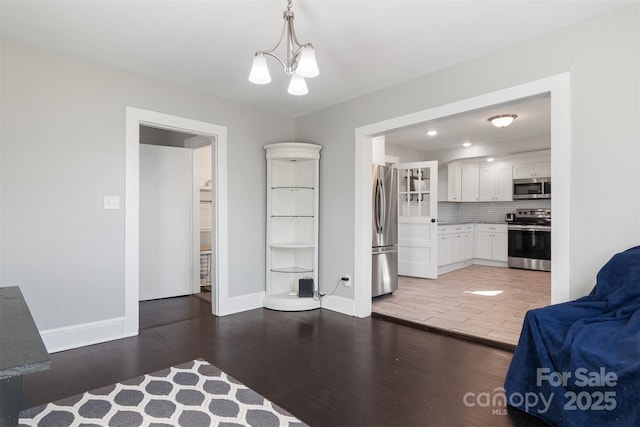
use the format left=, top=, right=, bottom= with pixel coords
left=372, top=265, right=551, bottom=346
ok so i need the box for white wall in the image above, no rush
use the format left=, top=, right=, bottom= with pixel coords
left=0, top=41, right=294, bottom=332
left=384, top=144, right=428, bottom=163
left=295, top=5, right=639, bottom=302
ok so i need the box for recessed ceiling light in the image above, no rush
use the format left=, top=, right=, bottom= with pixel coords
left=462, top=142, right=472, bottom=147
left=488, top=114, right=517, bottom=128
left=426, top=130, right=438, bottom=136
left=486, top=157, right=495, bottom=162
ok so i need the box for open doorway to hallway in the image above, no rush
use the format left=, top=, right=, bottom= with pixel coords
left=138, top=125, right=214, bottom=304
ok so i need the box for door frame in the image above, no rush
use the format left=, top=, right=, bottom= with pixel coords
left=125, top=107, right=229, bottom=336
left=353, top=73, right=571, bottom=318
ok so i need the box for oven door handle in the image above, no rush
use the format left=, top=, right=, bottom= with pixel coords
left=508, top=224, right=551, bottom=231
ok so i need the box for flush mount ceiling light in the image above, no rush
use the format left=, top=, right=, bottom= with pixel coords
left=426, top=130, right=438, bottom=136
left=486, top=157, right=495, bottom=162
left=248, top=0, right=319, bottom=96
left=462, top=142, right=472, bottom=147
left=488, top=114, right=517, bottom=128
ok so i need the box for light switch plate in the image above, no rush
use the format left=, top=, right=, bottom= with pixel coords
left=104, top=196, right=120, bottom=210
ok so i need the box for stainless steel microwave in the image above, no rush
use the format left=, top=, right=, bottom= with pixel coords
left=513, top=177, right=551, bottom=200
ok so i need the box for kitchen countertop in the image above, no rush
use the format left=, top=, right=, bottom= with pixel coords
left=437, top=221, right=507, bottom=226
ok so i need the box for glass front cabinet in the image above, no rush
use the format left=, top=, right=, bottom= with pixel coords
left=264, top=142, right=321, bottom=311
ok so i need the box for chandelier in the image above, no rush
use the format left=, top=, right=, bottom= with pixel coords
left=248, top=0, right=319, bottom=95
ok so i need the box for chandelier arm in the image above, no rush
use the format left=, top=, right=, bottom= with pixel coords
left=289, top=45, right=306, bottom=69
left=287, top=17, right=309, bottom=50
left=260, top=51, right=288, bottom=72
left=262, top=18, right=288, bottom=57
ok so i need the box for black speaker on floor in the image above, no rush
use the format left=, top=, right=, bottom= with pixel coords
left=298, top=278, right=314, bottom=298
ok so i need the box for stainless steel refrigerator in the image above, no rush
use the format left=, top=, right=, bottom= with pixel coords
left=372, top=165, right=398, bottom=297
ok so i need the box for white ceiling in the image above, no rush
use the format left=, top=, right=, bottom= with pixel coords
left=386, top=94, right=550, bottom=153
left=0, top=1, right=632, bottom=118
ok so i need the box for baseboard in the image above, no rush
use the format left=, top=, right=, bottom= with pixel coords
left=320, top=295, right=354, bottom=316
left=41, top=317, right=135, bottom=354
left=472, top=259, right=509, bottom=268
left=218, top=291, right=265, bottom=316
left=438, top=259, right=473, bottom=275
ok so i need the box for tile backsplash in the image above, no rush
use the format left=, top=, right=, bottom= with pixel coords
left=438, top=200, right=551, bottom=224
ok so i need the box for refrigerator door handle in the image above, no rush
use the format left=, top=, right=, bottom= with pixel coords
left=372, top=246, right=398, bottom=254
left=379, top=177, right=386, bottom=233
left=376, top=178, right=384, bottom=234
left=374, top=177, right=380, bottom=234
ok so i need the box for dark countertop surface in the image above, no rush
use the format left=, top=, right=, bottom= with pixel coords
left=0, top=286, right=50, bottom=379
left=437, top=221, right=506, bottom=226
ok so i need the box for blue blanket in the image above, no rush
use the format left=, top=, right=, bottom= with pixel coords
left=504, top=246, right=640, bottom=427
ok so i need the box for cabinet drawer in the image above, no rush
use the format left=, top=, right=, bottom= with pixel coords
left=475, top=223, right=507, bottom=233
left=438, top=224, right=473, bottom=235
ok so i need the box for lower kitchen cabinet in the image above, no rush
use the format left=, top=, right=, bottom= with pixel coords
left=474, top=223, right=508, bottom=265
left=437, top=224, right=474, bottom=273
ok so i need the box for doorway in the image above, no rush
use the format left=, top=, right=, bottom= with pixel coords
left=124, top=107, right=229, bottom=337
left=353, top=73, right=571, bottom=319
left=138, top=126, right=214, bottom=303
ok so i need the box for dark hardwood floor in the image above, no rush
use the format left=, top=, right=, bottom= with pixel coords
left=21, top=296, right=545, bottom=426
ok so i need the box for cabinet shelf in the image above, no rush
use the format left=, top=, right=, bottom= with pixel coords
left=271, top=266, right=314, bottom=273
left=271, top=215, right=314, bottom=218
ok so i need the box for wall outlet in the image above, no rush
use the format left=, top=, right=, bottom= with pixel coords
left=103, top=195, right=120, bottom=210
left=343, top=274, right=352, bottom=287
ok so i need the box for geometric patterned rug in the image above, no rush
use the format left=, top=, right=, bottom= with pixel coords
left=19, top=359, right=307, bottom=427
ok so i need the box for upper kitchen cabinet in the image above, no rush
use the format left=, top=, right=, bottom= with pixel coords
left=478, top=162, right=513, bottom=201
left=447, top=162, right=479, bottom=202
left=513, top=161, right=551, bottom=179
left=447, top=164, right=462, bottom=202
left=461, top=164, right=479, bottom=202
left=447, top=160, right=510, bottom=202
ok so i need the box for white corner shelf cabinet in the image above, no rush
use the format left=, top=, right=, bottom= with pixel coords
left=264, top=142, right=321, bottom=311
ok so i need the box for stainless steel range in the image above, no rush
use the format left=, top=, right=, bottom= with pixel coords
left=507, top=209, right=551, bottom=272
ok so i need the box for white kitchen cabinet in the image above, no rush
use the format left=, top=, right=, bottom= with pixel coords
left=438, top=234, right=451, bottom=266
left=463, top=232, right=474, bottom=260
left=493, top=232, right=508, bottom=261
left=447, top=163, right=462, bottom=202
left=264, top=142, right=321, bottom=311
left=461, top=165, right=479, bottom=202
left=437, top=224, right=474, bottom=271
left=478, top=163, right=512, bottom=201
left=446, top=162, right=477, bottom=202
left=513, top=161, right=551, bottom=179
left=475, top=224, right=508, bottom=264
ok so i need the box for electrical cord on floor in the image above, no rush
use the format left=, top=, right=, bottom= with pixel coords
left=313, top=278, right=346, bottom=301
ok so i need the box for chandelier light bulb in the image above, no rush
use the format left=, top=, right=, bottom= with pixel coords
left=287, top=74, right=308, bottom=95
left=248, top=54, right=271, bottom=84
left=296, top=46, right=319, bottom=78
